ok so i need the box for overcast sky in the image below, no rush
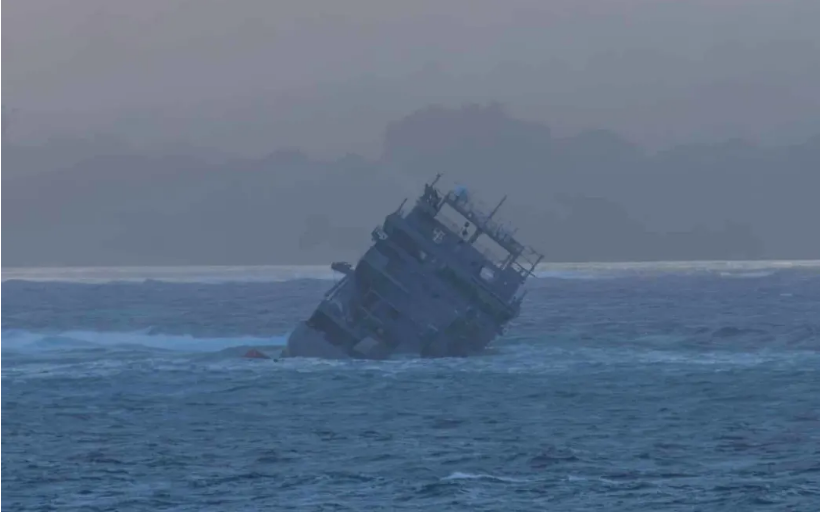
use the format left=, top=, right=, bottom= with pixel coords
left=4, top=0, right=820, bottom=156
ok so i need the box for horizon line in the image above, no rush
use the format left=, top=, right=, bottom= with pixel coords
left=4, top=259, right=820, bottom=272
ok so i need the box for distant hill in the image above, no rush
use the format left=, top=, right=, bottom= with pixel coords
left=4, top=104, right=819, bottom=266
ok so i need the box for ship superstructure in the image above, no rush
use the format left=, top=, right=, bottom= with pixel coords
left=282, top=174, right=543, bottom=359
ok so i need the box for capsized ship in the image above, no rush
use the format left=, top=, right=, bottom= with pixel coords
left=281, top=174, right=544, bottom=360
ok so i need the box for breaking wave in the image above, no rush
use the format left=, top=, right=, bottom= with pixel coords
left=4, top=262, right=819, bottom=510
left=532, top=270, right=609, bottom=280
left=0, top=328, right=287, bottom=355
left=441, top=472, right=529, bottom=483
left=718, top=270, right=778, bottom=278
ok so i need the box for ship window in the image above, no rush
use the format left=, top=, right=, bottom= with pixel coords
left=480, top=266, right=496, bottom=282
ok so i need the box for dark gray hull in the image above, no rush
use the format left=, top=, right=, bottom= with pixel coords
left=282, top=319, right=493, bottom=360
left=278, top=176, right=542, bottom=361
left=283, top=321, right=399, bottom=360
left=282, top=322, right=350, bottom=359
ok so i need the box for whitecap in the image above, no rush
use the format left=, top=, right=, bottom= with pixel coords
left=1, top=329, right=287, bottom=354
left=442, top=472, right=529, bottom=483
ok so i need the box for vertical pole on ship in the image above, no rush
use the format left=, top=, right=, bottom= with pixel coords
left=528, top=254, right=544, bottom=276
left=487, top=195, right=507, bottom=221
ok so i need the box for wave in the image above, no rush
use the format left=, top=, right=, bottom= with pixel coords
left=4, top=261, right=818, bottom=284
left=1, top=265, right=337, bottom=284
left=533, top=270, right=612, bottom=280
left=0, top=329, right=287, bottom=355
left=442, top=472, right=529, bottom=483
left=718, top=271, right=778, bottom=278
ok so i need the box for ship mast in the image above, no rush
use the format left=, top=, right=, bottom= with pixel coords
left=487, top=195, right=507, bottom=221
left=468, top=194, right=506, bottom=244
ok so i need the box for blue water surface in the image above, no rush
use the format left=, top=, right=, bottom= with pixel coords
left=2, top=264, right=819, bottom=511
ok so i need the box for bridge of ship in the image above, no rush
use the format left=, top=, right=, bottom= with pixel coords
left=316, top=175, right=544, bottom=356
left=367, top=176, right=543, bottom=311
left=437, top=189, right=542, bottom=280
left=410, top=175, right=543, bottom=283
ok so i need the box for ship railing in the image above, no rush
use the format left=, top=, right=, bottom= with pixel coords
left=511, top=260, right=531, bottom=277
left=508, top=247, right=544, bottom=280
left=436, top=214, right=507, bottom=267
left=435, top=215, right=467, bottom=239
left=518, top=246, right=543, bottom=266
left=443, top=191, right=525, bottom=254
left=433, top=206, right=522, bottom=268
left=475, top=244, right=511, bottom=268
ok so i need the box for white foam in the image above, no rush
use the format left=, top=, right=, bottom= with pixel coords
left=533, top=270, right=607, bottom=280
left=718, top=271, right=777, bottom=278
left=3, top=261, right=818, bottom=284
left=1, top=265, right=337, bottom=284
left=1, top=329, right=287, bottom=354
left=442, top=472, right=529, bottom=483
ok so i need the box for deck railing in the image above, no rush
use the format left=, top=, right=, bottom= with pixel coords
left=443, top=191, right=524, bottom=255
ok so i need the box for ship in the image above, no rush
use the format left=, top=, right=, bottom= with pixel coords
left=281, top=174, right=544, bottom=360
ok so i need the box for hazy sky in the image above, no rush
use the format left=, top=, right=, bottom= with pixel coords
left=5, top=0, right=820, bottom=156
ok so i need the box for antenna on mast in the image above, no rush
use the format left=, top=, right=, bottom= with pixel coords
left=487, top=195, right=507, bottom=221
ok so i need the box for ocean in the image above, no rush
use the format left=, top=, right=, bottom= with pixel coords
left=2, top=262, right=819, bottom=511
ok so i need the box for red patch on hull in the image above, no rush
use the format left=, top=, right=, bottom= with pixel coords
left=243, top=349, right=270, bottom=359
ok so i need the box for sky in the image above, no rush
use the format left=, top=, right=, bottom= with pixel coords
left=4, top=0, right=820, bottom=157
left=3, top=0, right=820, bottom=265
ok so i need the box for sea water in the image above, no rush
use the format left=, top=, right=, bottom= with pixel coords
left=2, top=262, right=819, bottom=510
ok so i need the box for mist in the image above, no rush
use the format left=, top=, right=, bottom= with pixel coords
left=3, top=0, right=820, bottom=265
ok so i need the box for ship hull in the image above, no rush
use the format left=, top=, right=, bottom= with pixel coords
left=281, top=322, right=350, bottom=359
left=282, top=320, right=399, bottom=360
left=277, top=177, right=541, bottom=361
left=282, top=317, right=494, bottom=360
